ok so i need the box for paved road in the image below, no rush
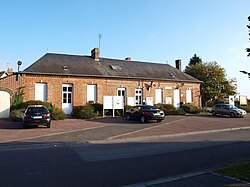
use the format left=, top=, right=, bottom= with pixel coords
left=1, top=129, right=250, bottom=187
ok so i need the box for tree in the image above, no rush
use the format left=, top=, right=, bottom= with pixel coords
left=185, top=61, right=236, bottom=106
left=189, top=54, right=202, bottom=66
left=247, top=16, right=250, bottom=57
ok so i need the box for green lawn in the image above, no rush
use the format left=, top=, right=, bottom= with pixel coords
left=216, top=162, right=250, bottom=182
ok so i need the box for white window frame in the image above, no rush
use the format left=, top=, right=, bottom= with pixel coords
left=135, top=88, right=143, bottom=105
left=155, top=88, right=163, bottom=104
left=186, top=89, right=193, bottom=103
left=35, top=83, right=47, bottom=102
left=87, top=84, right=97, bottom=103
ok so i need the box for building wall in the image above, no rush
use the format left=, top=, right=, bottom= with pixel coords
left=21, top=75, right=201, bottom=108
left=0, top=73, right=201, bottom=109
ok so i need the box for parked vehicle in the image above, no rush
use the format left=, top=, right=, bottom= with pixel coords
left=212, top=103, right=247, bottom=118
left=125, top=105, right=165, bottom=123
left=23, top=105, right=51, bottom=128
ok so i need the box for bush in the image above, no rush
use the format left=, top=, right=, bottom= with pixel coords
left=11, top=87, right=24, bottom=110
left=10, top=109, right=25, bottom=122
left=51, top=107, right=65, bottom=120
left=72, top=104, right=98, bottom=119
left=181, top=104, right=200, bottom=114
left=155, top=104, right=179, bottom=115
left=91, top=103, right=103, bottom=116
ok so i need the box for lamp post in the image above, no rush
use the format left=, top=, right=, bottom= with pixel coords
left=17, top=61, right=22, bottom=72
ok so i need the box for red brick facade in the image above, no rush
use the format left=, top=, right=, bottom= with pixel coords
left=0, top=73, right=201, bottom=110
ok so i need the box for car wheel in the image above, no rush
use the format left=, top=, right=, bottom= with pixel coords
left=140, top=116, right=145, bottom=123
left=126, top=114, right=131, bottom=120
left=230, top=112, right=236, bottom=118
left=46, top=123, right=51, bottom=128
left=212, top=111, right=216, bottom=116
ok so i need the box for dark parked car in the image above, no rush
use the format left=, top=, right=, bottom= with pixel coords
left=212, top=103, right=247, bottom=118
left=23, top=105, right=51, bottom=128
left=125, top=105, right=165, bottom=123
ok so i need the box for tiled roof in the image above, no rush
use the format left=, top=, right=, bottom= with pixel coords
left=22, top=53, right=201, bottom=83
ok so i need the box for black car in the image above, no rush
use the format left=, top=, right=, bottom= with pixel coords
left=125, top=105, right=165, bottom=123
left=23, top=105, right=51, bottom=128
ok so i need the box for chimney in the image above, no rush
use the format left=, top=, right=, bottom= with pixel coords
left=125, top=57, right=131, bottom=61
left=91, top=48, right=99, bottom=61
left=175, top=59, right=182, bottom=71
left=7, top=68, right=13, bottom=75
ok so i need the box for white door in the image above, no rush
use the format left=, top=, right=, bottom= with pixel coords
left=186, top=89, right=192, bottom=103
left=35, top=83, right=47, bottom=102
left=135, top=88, right=142, bottom=105
left=62, top=84, right=73, bottom=114
left=118, top=87, right=126, bottom=104
left=155, top=89, right=162, bottom=104
left=0, top=91, right=10, bottom=118
left=87, top=85, right=97, bottom=103
left=174, top=89, right=180, bottom=108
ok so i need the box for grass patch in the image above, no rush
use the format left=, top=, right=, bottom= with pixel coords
left=216, top=162, right=250, bottom=182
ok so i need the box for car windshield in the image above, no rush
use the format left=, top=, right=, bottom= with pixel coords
left=142, top=105, right=156, bottom=110
left=27, top=107, right=48, bottom=113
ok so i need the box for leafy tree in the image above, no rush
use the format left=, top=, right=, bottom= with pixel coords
left=185, top=61, right=236, bottom=106
left=247, top=16, right=250, bottom=56
left=189, top=54, right=202, bottom=66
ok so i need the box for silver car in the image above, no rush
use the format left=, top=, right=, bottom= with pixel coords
left=212, top=104, right=247, bottom=118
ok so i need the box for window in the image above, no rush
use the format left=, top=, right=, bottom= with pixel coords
left=155, top=88, right=162, bottom=104
left=118, top=87, right=126, bottom=103
left=186, top=89, right=193, bottom=103
left=35, top=83, right=47, bottom=102
left=87, top=84, right=97, bottom=103
left=135, top=88, right=142, bottom=105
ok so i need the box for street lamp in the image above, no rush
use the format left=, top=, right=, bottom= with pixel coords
left=17, top=61, right=22, bottom=72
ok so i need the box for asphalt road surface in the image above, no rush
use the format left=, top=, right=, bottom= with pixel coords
left=0, top=129, right=250, bottom=187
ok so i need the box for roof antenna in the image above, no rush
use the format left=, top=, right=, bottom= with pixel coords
left=99, top=34, right=102, bottom=55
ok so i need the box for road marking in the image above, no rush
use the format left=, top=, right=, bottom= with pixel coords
left=122, top=171, right=205, bottom=187
left=108, top=117, right=189, bottom=140
left=90, top=126, right=250, bottom=144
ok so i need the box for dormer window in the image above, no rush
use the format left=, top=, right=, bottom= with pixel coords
left=110, top=65, right=122, bottom=70
left=62, top=65, right=68, bottom=70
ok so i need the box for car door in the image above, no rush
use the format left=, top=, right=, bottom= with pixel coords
left=221, top=105, right=230, bottom=115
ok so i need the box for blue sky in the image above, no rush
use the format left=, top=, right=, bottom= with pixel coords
left=1, top=0, right=250, bottom=98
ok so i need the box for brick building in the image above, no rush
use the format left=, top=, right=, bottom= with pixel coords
left=0, top=48, right=201, bottom=117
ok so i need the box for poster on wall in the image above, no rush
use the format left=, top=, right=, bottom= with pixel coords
left=146, top=97, right=153, bottom=105
left=127, top=97, right=135, bottom=106
left=240, top=95, right=248, bottom=106
left=165, top=97, right=172, bottom=105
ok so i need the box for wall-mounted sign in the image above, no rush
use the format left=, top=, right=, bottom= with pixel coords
left=240, top=95, right=248, bottom=106
left=103, top=96, right=124, bottom=117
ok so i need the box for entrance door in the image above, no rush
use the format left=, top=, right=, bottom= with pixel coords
left=118, top=87, right=126, bottom=104
left=135, top=88, right=142, bottom=105
left=174, top=89, right=180, bottom=108
left=62, top=84, right=73, bottom=114
left=0, top=91, right=10, bottom=118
